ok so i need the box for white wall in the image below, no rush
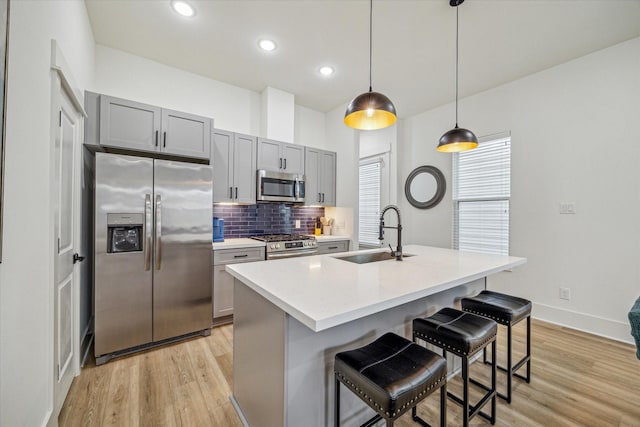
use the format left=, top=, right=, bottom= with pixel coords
left=294, top=105, right=325, bottom=149
left=94, top=45, right=262, bottom=135
left=94, top=46, right=327, bottom=150
left=396, top=106, right=458, bottom=249
left=324, top=104, right=359, bottom=250
left=261, top=86, right=294, bottom=142
left=0, top=1, right=95, bottom=426
left=400, top=37, right=640, bottom=343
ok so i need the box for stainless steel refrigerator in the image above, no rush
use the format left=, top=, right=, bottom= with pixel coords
left=94, top=152, right=212, bottom=364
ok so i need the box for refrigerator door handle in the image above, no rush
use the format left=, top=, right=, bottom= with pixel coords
left=144, top=194, right=152, bottom=271
left=155, top=194, right=162, bottom=270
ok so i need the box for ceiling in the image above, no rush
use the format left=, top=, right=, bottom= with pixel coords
left=85, top=0, right=640, bottom=118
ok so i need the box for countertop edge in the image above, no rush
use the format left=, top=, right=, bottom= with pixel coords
left=310, top=235, right=352, bottom=242
left=227, top=248, right=527, bottom=333
left=212, top=239, right=266, bottom=250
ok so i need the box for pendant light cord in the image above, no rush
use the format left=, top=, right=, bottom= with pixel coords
left=369, top=0, right=373, bottom=92
left=455, top=5, right=459, bottom=127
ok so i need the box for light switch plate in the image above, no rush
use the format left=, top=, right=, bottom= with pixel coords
left=560, top=202, right=576, bottom=214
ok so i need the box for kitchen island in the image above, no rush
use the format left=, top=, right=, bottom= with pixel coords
left=226, top=245, right=526, bottom=427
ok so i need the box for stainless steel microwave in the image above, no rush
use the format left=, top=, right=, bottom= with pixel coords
left=256, top=170, right=305, bottom=203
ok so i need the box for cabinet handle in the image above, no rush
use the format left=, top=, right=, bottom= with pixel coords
left=318, top=193, right=321, bottom=202
left=163, top=131, right=167, bottom=148
left=322, top=193, right=325, bottom=203
left=155, top=130, right=159, bottom=147
left=283, top=158, right=287, bottom=170
left=234, top=254, right=249, bottom=258
left=229, top=187, right=233, bottom=198
left=279, top=158, right=282, bottom=169
left=329, top=246, right=338, bottom=250
left=235, top=187, right=238, bottom=199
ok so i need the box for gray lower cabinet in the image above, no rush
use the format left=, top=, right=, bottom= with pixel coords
left=85, top=91, right=211, bottom=160
left=212, top=129, right=256, bottom=203
left=316, top=239, right=349, bottom=254
left=212, top=247, right=265, bottom=322
left=305, top=147, right=336, bottom=206
left=257, top=137, right=305, bottom=174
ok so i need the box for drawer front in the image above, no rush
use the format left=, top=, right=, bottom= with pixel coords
left=213, top=247, right=265, bottom=265
left=317, top=240, right=349, bottom=254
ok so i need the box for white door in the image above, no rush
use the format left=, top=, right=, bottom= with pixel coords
left=52, top=74, right=82, bottom=419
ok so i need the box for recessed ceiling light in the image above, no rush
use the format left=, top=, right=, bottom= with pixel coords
left=258, top=39, right=277, bottom=52
left=319, top=66, right=335, bottom=76
left=171, top=0, right=195, bottom=18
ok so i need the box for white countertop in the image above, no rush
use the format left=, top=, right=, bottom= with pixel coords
left=312, top=235, right=351, bottom=242
left=212, top=236, right=349, bottom=250
left=226, top=245, right=526, bottom=332
left=212, top=238, right=266, bottom=250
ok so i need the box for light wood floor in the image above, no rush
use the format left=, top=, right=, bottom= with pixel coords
left=59, top=319, right=640, bottom=426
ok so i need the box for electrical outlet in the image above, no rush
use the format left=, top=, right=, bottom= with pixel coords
left=559, top=287, right=571, bottom=300
left=295, top=219, right=301, bottom=228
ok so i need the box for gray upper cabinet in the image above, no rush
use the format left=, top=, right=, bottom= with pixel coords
left=257, top=137, right=305, bottom=175
left=99, top=95, right=161, bottom=153
left=161, top=109, right=211, bottom=159
left=305, top=147, right=336, bottom=206
left=212, top=129, right=257, bottom=203
left=87, top=92, right=211, bottom=160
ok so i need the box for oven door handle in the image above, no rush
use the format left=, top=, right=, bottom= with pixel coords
left=267, top=249, right=318, bottom=259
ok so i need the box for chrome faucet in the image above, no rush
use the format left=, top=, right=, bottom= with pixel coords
left=378, top=205, right=403, bottom=261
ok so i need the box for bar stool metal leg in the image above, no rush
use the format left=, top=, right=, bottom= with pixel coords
left=485, top=315, right=531, bottom=402
left=416, top=309, right=497, bottom=427
left=462, top=290, right=532, bottom=404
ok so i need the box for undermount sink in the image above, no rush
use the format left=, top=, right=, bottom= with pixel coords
left=334, top=252, right=414, bottom=264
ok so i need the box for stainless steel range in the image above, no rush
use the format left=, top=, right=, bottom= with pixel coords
left=250, top=234, right=318, bottom=259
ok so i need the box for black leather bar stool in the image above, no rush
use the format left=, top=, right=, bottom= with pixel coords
left=461, top=290, right=532, bottom=403
left=413, top=307, right=497, bottom=427
left=334, top=332, right=447, bottom=427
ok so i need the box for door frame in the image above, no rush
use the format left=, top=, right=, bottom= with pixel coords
left=48, top=39, right=87, bottom=425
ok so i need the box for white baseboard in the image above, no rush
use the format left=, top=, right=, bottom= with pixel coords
left=43, top=408, right=54, bottom=427
left=533, top=302, right=633, bottom=344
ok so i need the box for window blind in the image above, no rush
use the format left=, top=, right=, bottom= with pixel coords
left=453, top=136, right=511, bottom=255
left=359, top=160, right=382, bottom=246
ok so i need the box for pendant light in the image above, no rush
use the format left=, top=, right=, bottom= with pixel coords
left=344, top=0, right=397, bottom=130
left=437, top=0, right=478, bottom=152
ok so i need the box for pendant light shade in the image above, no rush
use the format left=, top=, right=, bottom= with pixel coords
left=437, top=125, right=478, bottom=152
left=437, top=0, right=477, bottom=152
left=344, top=0, right=397, bottom=130
left=344, top=90, right=397, bottom=130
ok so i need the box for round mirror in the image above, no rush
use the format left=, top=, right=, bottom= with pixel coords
left=404, top=165, right=446, bottom=209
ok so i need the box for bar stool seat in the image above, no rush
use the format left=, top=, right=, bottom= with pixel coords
left=462, top=290, right=531, bottom=325
left=413, top=307, right=498, bottom=427
left=335, top=332, right=447, bottom=427
left=462, top=290, right=532, bottom=403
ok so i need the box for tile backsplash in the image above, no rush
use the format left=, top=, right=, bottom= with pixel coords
left=213, top=204, right=325, bottom=238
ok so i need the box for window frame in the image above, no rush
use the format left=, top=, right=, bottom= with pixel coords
left=452, top=133, right=511, bottom=256
left=358, top=155, right=388, bottom=248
